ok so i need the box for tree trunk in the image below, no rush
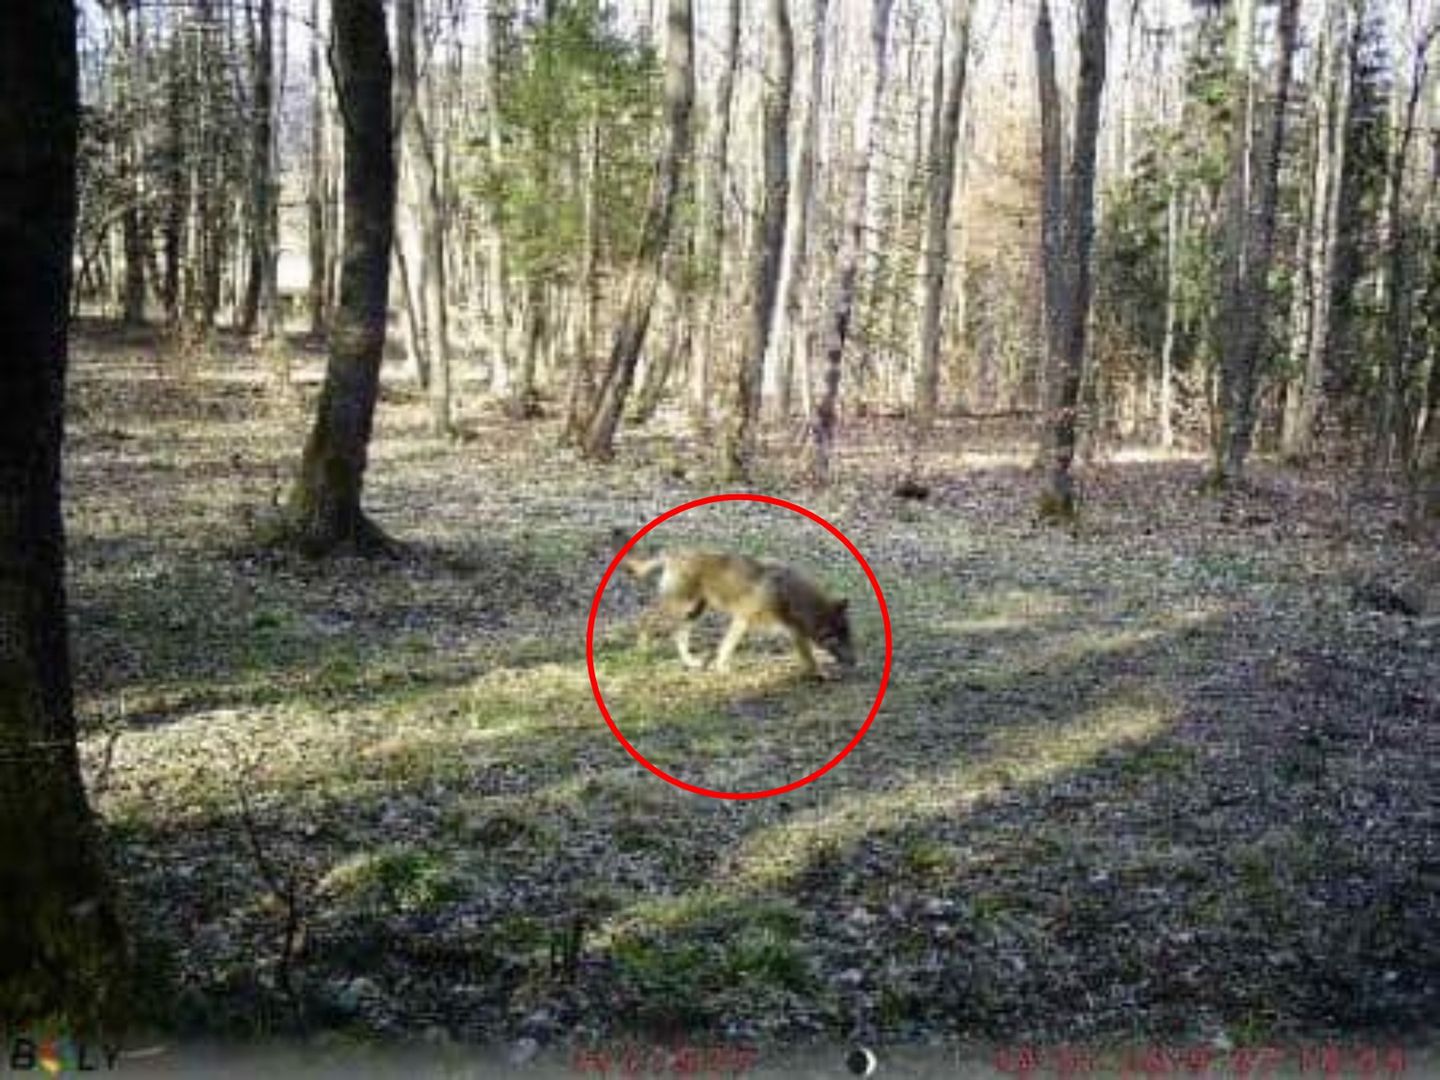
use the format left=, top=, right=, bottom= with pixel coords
left=581, top=0, right=694, bottom=460
left=0, top=0, right=129, bottom=1029
left=241, top=0, right=279, bottom=340
left=308, top=0, right=328, bottom=336
left=484, top=0, right=510, bottom=399
left=564, top=112, right=601, bottom=441
left=771, top=0, right=829, bottom=423
left=510, top=279, right=543, bottom=419
left=1034, top=0, right=1107, bottom=519
left=1280, top=95, right=1319, bottom=456
left=396, top=0, right=452, bottom=435
left=722, top=0, right=794, bottom=480
left=162, top=37, right=185, bottom=326
left=810, top=0, right=895, bottom=483
left=394, top=232, right=429, bottom=385
left=285, top=0, right=396, bottom=555
left=690, top=0, right=741, bottom=429
left=914, top=0, right=973, bottom=430
left=1158, top=187, right=1178, bottom=449
left=1213, top=0, right=1300, bottom=485
left=108, top=1, right=147, bottom=324
left=1379, top=21, right=1435, bottom=469
left=1283, top=0, right=1351, bottom=461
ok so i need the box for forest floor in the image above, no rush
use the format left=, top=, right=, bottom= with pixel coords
left=68, top=323, right=1440, bottom=1072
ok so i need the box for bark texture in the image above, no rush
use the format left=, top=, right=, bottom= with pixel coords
left=0, top=0, right=129, bottom=1029
left=1213, top=0, right=1300, bottom=484
left=1035, top=0, right=1108, bottom=518
left=285, top=0, right=397, bottom=554
left=914, top=0, right=974, bottom=429
left=810, top=0, right=895, bottom=483
left=723, top=0, right=793, bottom=478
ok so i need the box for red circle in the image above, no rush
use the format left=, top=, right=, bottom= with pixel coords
left=586, top=493, right=892, bottom=799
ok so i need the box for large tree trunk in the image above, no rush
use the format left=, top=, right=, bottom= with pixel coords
left=810, top=0, right=895, bottom=483
left=1035, top=0, right=1107, bottom=519
left=0, top=0, right=129, bottom=1028
left=1213, top=0, right=1300, bottom=485
left=285, top=0, right=396, bottom=555
left=771, top=0, right=829, bottom=422
left=722, top=0, right=793, bottom=479
left=913, top=0, right=974, bottom=430
left=396, top=0, right=452, bottom=435
left=581, top=0, right=694, bottom=460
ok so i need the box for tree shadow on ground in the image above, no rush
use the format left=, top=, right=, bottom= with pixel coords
left=99, top=567, right=1439, bottom=1045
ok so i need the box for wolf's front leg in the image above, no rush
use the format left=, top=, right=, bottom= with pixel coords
left=712, top=616, right=752, bottom=673
left=675, top=621, right=706, bottom=669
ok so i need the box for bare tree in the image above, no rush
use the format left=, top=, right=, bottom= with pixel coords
left=100, top=0, right=148, bottom=324
left=581, top=0, right=695, bottom=460
left=396, top=0, right=453, bottom=435
left=484, top=0, right=511, bottom=399
left=1213, top=0, right=1301, bottom=485
left=770, top=0, right=830, bottom=422
left=1379, top=13, right=1440, bottom=468
left=810, top=0, right=895, bottom=483
left=284, top=0, right=397, bottom=554
left=1282, top=0, right=1353, bottom=461
left=691, top=0, right=741, bottom=428
left=914, top=0, right=974, bottom=431
left=1035, top=0, right=1108, bottom=518
left=240, top=0, right=279, bottom=340
left=0, top=0, right=129, bottom=1026
left=308, top=0, right=329, bottom=336
left=723, top=0, right=794, bottom=479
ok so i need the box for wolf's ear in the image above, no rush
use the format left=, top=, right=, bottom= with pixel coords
left=835, top=598, right=848, bottom=613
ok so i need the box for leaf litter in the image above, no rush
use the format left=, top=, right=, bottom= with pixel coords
left=67, top=334, right=1439, bottom=1058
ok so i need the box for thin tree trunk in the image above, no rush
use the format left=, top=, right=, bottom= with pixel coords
left=1284, top=0, right=1352, bottom=461
left=108, top=2, right=147, bottom=324
left=1214, top=0, right=1301, bottom=484
left=1380, top=20, right=1437, bottom=468
left=308, top=0, right=328, bottom=336
left=723, top=0, right=794, bottom=479
left=162, top=36, right=185, bottom=326
left=394, top=233, right=428, bottom=385
left=914, top=0, right=973, bottom=430
left=810, top=0, right=895, bottom=483
left=1280, top=90, right=1319, bottom=455
left=484, top=0, right=510, bottom=398
left=581, top=0, right=695, bottom=460
left=0, top=0, right=129, bottom=1028
left=564, top=111, right=601, bottom=441
left=690, top=0, right=741, bottom=429
left=1036, top=0, right=1108, bottom=519
left=241, top=0, right=278, bottom=339
left=510, top=279, right=544, bottom=419
left=396, top=0, right=452, bottom=435
left=1158, top=187, right=1178, bottom=449
left=285, top=0, right=396, bottom=555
